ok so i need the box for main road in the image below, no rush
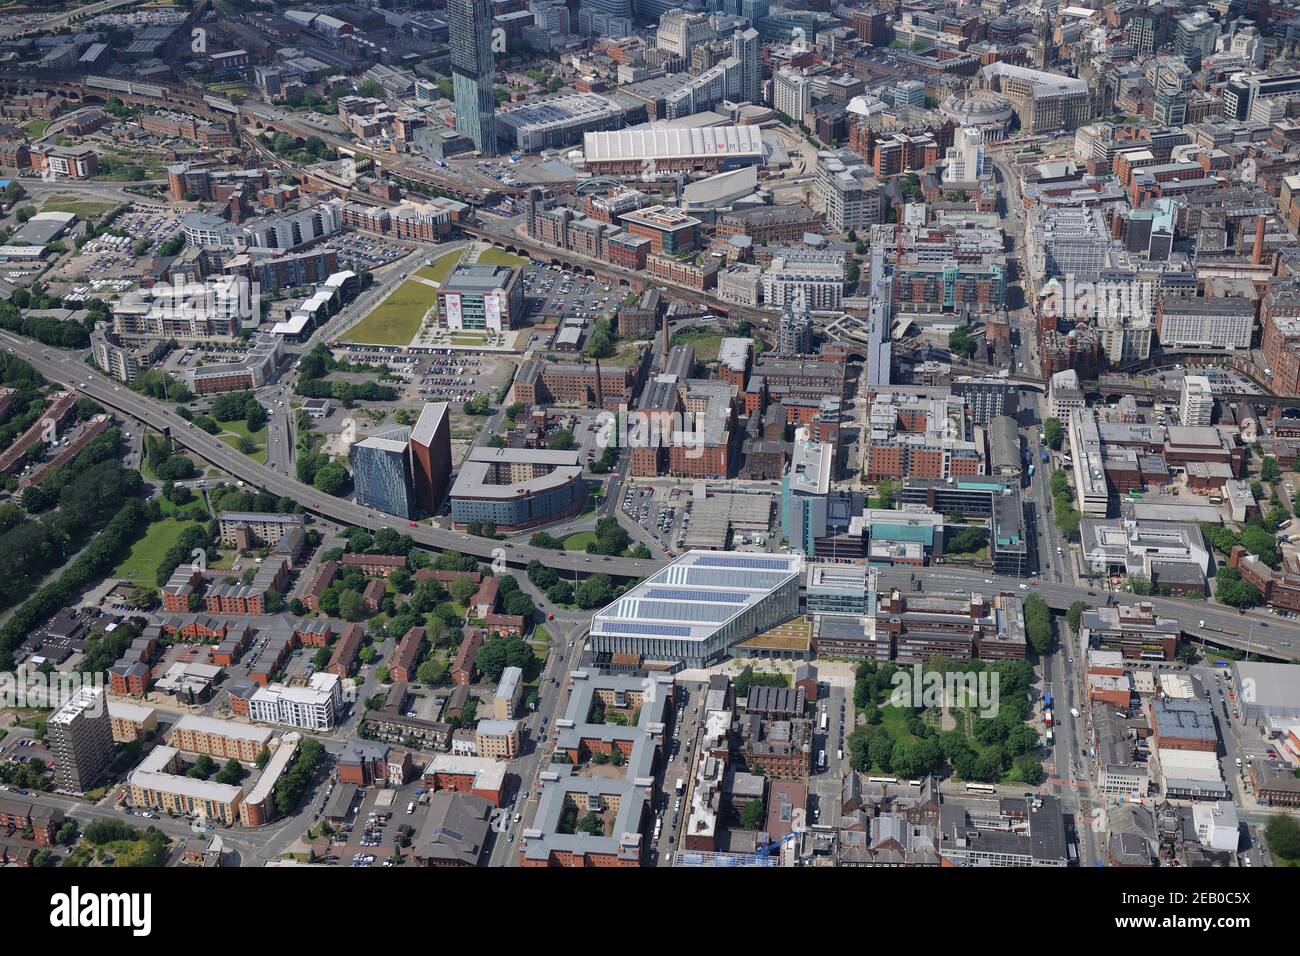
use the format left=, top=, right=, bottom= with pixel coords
left=0, top=332, right=663, bottom=578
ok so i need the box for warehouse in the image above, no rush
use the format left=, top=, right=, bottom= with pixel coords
left=1232, top=662, right=1300, bottom=726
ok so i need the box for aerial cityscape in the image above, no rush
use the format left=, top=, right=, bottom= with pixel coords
left=0, top=0, right=1297, bottom=883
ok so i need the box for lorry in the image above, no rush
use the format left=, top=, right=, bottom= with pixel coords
left=1044, top=691, right=1053, bottom=709
left=1044, top=709, right=1054, bottom=727
left=1199, top=621, right=1241, bottom=637
left=675, top=778, right=685, bottom=795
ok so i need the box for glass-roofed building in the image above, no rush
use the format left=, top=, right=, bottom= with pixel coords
left=588, top=550, right=803, bottom=669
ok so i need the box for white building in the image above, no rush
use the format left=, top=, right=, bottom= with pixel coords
left=1180, top=375, right=1215, bottom=427
left=656, top=10, right=716, bottom=56
left=1158, top=298, right=1254, bottom=350
left=249, top=672, right=343, bottom=731
left=1048, top=368, right=1086, bottom=421
left=774, top=67, right=811, bottom=123
left=943, top=125, right=985, bottom=184
left=762, top=251, right=846, bottom=310
left=1192, top=800, right=1240, bottom=852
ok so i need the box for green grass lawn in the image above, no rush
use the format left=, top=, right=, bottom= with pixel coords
left=24, top=119, right=49, bottom=138
left=476, top=247, right=528, bottom=268
left=41, top=195, right=117, bottom=217
left=417, top=248, right=466, bottom=286
left=344, top=276, right=441, bottom=345
left=112, top=518, right=193, bottom=586
left=671, top=331, right=725, bottom=362
left=562, top=531, right=597, bottom=551
left=217, top=419, right=268, bottom=464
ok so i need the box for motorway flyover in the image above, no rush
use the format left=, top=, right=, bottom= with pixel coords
left=0, top=332, right=662, bottom=579
left=880, top=567, right=1300, bottom=662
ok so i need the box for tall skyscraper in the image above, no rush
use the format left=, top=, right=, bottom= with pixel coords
left=734, top=27, right=763, bottom=105
left=351, top=433, right=416, bottom=519
left=48, top=686, right=114, bottom=792
left=449, top=0, right=498, bottom=156
left=410, top=402, right=452, bottom=515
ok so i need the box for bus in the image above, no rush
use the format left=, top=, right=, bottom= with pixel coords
left=818, top=750, right=827, bottom=771
left=966, top=783, right=997, bottom=794
left=867, top=776, right=898, bottom=785
left=819, top=712, right=829, bottom=733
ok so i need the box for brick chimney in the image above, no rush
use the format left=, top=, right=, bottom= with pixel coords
left=1252, top=214, right=1266, bottom=265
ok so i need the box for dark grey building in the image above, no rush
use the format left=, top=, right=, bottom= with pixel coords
left=448, top=0, right=498, bottom=156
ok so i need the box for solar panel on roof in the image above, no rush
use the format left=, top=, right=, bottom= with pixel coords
left=643, top=588, right=748, bottom=603
left=694, top=555, right=793, bottom=571
left=599, top=622, right=692, bottom=637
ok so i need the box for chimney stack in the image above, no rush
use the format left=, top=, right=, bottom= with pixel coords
left=1252, top=214, right=1266, bottom=265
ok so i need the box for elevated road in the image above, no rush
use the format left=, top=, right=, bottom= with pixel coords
left=0, top=332, right=663, bottom=579
left=880, top=567, right=1300, bottom=662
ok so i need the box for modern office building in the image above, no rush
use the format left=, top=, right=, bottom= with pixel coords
left=48, top=687, right=114, bottom=792
left=588, top=550, right=803, bottom=668
left=351, top=431, right=416, bottom=520
left=438, top=263, right=524, bottom=332
left=448, top=0, right=498, bottom=155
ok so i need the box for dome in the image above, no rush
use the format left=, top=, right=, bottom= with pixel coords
left=939, top=91, right=1014, bottom=131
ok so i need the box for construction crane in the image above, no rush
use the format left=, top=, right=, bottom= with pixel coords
left=756, top=831, right=799, bottom=858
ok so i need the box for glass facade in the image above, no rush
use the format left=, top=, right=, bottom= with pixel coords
left=448, top=0, right=498, bottom=156
left=351, top=440, right=415, bottom=519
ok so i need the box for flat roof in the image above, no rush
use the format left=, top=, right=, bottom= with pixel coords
left=591, top=550, right=802, bottom=647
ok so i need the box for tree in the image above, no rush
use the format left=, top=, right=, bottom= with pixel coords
left=416, top=657, right=448, bottom=685
left=1214, top=566, right=1261, bottom=608
left=1266, top=814, right=1300, bottom=862
left=1043, top=418, right=1064, bottom=450
left=449, top=574, right=478, bottom=606
left=739, top=799, right=765, bottom=830
left=1022, top=594, right=1053, bottom=654
left=948, top=325, right=977, bottom=359
left=338, top=590, right=366, bottom=621
left=530, top=532, right=563, bottom=550
left=1066, top=601, right=1085, bottom=634
left=313, top=462, right=350, bottom=496
left=1260, top=456, right=1281, bottom=484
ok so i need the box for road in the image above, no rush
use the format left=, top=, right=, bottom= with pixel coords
left=486, top=616, right=588, bottom=867
left=0, top=332, right=663, bottom=579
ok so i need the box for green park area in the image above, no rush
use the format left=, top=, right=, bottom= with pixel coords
left=41, top=195, right=117, bottom=217
left=112, top=518, right=192, bottom=586
left=476, top=247, right=528, bottom=268
left=562, top=531, right=597, bottom=551
left=416, top=247, right=466, bottom=286
left=671, top=330, right=725, bottom=362
left=344, top=275, right=441, bottom=346
left=217, top=419, right=268, bottom=464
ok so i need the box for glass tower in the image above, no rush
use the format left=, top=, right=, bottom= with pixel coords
left=449, top=0, right=498, bottom=156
